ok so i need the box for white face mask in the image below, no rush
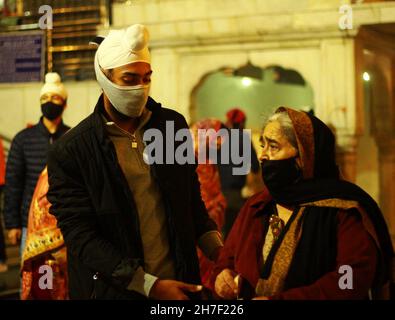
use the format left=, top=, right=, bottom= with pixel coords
left=94, top=54, right=150, bottom=118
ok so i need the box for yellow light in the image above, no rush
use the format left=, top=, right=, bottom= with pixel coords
left=363, top=72, right=370, bottom=82
left=242, top=77, right=252, bottom=87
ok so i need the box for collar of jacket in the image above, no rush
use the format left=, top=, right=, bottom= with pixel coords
left=248, top=188, right=275, bottom=218
left=37, top=116, right=68, bottom=139
left=92, top=94, right=162, bottom=144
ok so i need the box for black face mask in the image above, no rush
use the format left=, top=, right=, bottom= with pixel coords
left=41, top=102, right=64, bottom=120
left=261, top=157, right=303, bottom=196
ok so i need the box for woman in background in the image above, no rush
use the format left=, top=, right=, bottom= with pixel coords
left=21, top=168, right=67, bottom=300
left=190, top=119, right=226, bottom=290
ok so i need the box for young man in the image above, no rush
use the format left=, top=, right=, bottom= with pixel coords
left=47, top=24, right=223, bottom=300
left=4, top=73, right=69, bottom=254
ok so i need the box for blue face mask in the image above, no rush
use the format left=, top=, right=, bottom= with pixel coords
left=94, top=53, right=150, bottom=118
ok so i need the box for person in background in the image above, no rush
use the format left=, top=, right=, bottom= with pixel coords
left=47, top=24, right=223, bottom=300
left=213, top=107, right=394, bottom=300
left=3, top=72, right=70, bottom=256
left=190, top=119, right=227, bottom=291
left=0, top=138, right=7, bottom=272
left=218, top=108, right=261, bottom=238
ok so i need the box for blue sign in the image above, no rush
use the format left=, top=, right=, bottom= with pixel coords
left=0, top=31, right=45, bottom=83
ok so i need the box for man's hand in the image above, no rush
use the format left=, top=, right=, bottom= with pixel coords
left=210, top=246, right=222, bottom=262
left=149, top=280, right=203, bottom=300
left=215, top=268, right=238, bottom=299
left=252, top=296, right=269, bottom=300
left=8, top=228, right=22, bottom=245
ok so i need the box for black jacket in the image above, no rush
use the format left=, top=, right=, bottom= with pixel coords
left=4, top=118, right=69, bottom=228
left=47, top=96, right=217, bottom=299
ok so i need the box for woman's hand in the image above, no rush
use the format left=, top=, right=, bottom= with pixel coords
left=214, top=268, right=238, bottom=299
left=8, top=228, right=21, bottom=245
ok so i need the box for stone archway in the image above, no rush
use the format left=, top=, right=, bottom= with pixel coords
left=189, top=64, right=315, bottom=130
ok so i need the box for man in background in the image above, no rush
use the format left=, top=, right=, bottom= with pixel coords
left=4, top=72, right=70, bottom=254
left=218, top=108, right=261, bottom=238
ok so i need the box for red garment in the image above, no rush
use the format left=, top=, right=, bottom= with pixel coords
left=21, top=168, right=68, bottom=300
left=197, top=163, right=226, bottom=229
left=191, top=119, right=226, bottom=290
left=226, top=108, right=246, bottom=125
left=212, top=190, right=378, bottom=300
left=196, top=163, right=226, bottom=289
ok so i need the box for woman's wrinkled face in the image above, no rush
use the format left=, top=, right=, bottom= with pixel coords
left=259, top=120, right=299, bottom=162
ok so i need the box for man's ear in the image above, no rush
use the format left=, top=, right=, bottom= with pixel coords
left=89, top=36, right=105, bottom=47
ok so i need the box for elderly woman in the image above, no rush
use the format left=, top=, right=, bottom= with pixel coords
left=212, top=107, right=394, bottom=300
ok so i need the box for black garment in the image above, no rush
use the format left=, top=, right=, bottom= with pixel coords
left=284, top=207, right=339, bottom=291
left=260, top=157, right=302, bottom=197
left=258, top=202, right=339, bottom=290
left=262, top=108, right=394, bottom=293
left=217, top=129, right=260, bottom=190
left=4, top=118, right=69, bottom=229
left=47, top=95, right=217, bottom=300
left=218, top=129, right=260, bottom=238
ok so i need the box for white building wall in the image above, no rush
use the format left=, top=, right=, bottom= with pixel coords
left=1, top=0, right=395, bottom=149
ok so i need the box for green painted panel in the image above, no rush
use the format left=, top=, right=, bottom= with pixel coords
left=196, top=70, right=314, bottom=130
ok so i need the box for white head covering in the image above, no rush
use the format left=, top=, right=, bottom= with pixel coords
left=96, top=24, right=150, bottom=70
left=40, top=72, right=67, bottom=100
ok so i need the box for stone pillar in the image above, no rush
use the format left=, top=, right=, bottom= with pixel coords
left=377, top=139, right=395, bottom=247
left=336, top=132, right=359, bottom=183
left=337, top=134, right=395, bottom=246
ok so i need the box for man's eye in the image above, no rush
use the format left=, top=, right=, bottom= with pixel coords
left=123, top=78, right=135, bottom=83
left=270, top=145, right=278, bottom=150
